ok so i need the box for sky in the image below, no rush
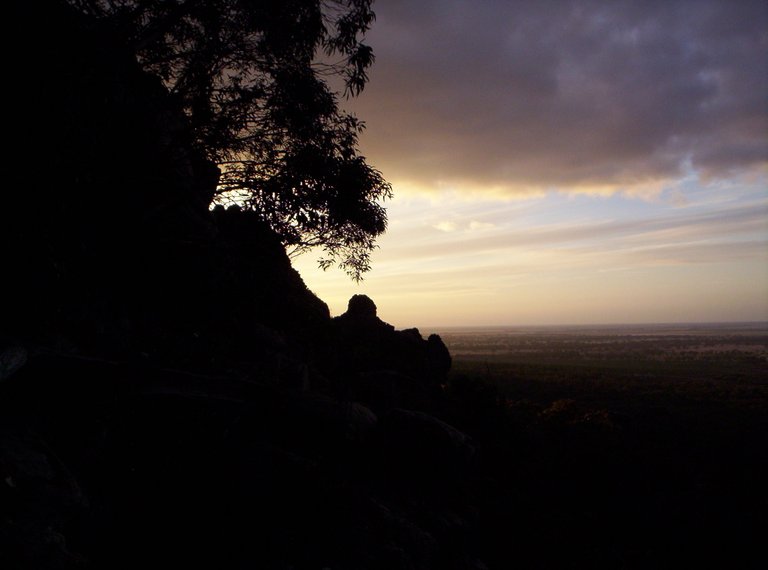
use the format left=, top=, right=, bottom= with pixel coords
left=293, top=0, right=768, bottom=328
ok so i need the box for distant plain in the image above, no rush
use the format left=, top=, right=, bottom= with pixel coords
left=424, top=322, right=767, bottom=567
left=434, top=322, right=768, bottom=403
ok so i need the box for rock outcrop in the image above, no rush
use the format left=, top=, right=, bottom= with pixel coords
left=325, top=295, right=452, bottom=410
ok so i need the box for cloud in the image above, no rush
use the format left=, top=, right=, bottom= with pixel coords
left=380, top=198, right=768, bottom=263
left=433, top=220, right=458, bottom=232
left=352, top=0, right=768, bottom=197
left=432, top=219, right=496, bottom=233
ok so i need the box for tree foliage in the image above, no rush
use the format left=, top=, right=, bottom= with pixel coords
left=67, top=0, right=391, bottom=279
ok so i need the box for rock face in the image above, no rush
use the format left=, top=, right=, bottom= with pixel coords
left=3, top=0, right=329, bottom=363
left=6, top=1, right=211, bottom=347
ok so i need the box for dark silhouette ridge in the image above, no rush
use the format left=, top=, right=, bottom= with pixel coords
left=1, top=3, right=476, bottom=569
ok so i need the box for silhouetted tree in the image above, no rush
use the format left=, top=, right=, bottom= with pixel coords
left=67, top=0, right=391, bottom=279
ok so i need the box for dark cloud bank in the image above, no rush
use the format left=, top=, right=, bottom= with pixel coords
left=353, top=0, right=767, bottom=194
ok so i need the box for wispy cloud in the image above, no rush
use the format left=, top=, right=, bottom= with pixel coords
left=380, top=199, right=768, bottom=263
left=468, top=220, right=495, bottom=231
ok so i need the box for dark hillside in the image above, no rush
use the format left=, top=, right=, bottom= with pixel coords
left=1, top=3, right=473, bottom=569
left=4, top=1, right=330, bottom=362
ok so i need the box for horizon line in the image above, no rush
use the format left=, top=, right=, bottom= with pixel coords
left=412, top=320, right=768, bottom=331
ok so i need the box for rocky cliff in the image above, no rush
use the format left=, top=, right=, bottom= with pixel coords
left=1, top=3, right=477, bottom=569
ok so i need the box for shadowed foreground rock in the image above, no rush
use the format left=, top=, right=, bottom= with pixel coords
left=0, top=352, right=483, bottom=570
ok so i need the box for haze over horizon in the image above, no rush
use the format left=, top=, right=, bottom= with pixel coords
left=294, top=0, right=768, bottom=328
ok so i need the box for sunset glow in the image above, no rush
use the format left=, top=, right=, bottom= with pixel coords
left=294, top=0, right=768, bottom=327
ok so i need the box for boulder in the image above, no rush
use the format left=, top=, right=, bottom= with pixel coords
left=347, top=294, right=379, bottom=319
left=0, top=431, right=88, bottom=569
left=375, top=409, right=475, bottom=491
left=426, top=334, right=452, bottom=383
left=279, top=395, right=379, bottom=449
left=0, top=346, right=27, bottom=383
